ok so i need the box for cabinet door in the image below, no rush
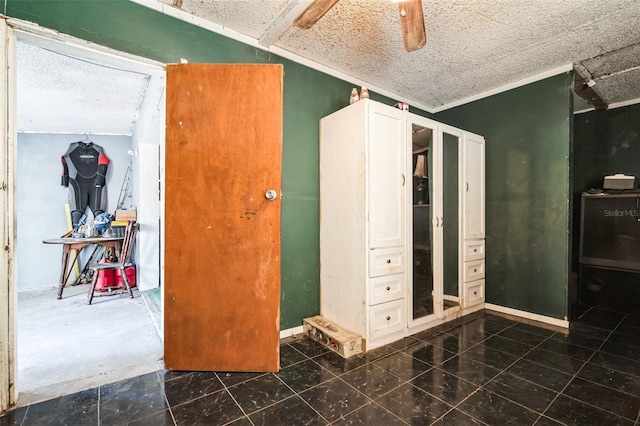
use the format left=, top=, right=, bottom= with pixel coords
left=463, top=134, right=485, bottom=240
left=407, top=116, right=441, bottom=324
left=367, top=104, right=406, bottom=249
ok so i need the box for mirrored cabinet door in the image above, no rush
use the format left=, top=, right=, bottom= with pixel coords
left=409, top=121, right=464, bottom=324
left=442, top=131, right=460, bottom=311
left=410, top=121, right=435, bottom=321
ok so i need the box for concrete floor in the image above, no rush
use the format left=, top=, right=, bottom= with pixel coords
left=16, top=283, right=164, bottom=407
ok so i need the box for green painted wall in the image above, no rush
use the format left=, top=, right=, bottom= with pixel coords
left=7, top=0, right=576, bottom=324
left=6, top=0, right=414, bottom=329
left=573, top=105, right=640, bottom=270
left=435, top=74, right=573, bottom=319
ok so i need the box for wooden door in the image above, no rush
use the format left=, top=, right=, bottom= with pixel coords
left=164, top=64, right=282, bottom=372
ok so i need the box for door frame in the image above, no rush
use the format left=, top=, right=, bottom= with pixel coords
left=0, top=17, right=15, bottom=417
left=0, top=17, right=166, bottom=414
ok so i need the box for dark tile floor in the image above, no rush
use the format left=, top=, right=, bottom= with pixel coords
left=2, top=308, right=640, bottom=425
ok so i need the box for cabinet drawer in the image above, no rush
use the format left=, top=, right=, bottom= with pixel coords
left=369, top=247, right=405, bottom=278
left=463, top=239, right=485, bottom=261
left=463, top=259, right=485, bottom=282
left=369, top=275, right=405, bottom=306
left=369, top=299, right=405, bottom=339
left=464, top=279, right=484, bottom=306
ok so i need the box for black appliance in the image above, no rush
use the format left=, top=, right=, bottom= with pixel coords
left=578, top=192, right=640, bottom=313
left=580, top=192, right=640, bottom=272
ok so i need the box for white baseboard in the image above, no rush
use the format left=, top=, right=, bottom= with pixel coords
left=282, top=304, right=569, bottom=340
left=280, top=325, right=304, bottom=339
left=485, top=303, right=569, bottom=329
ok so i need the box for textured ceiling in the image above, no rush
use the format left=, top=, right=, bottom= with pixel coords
left=157, top=0, right=640, bottom=112
left=575, top=42, right=640, bottom=105
left=17, top=42, right=151, bottom=135
left=16, top=0, right=640, bottom=135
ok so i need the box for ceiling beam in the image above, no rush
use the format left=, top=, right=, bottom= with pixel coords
left=574, top=76, right=607, bottom=111
left=573, top=64, right=607, bottom=111
left=259, top=0, right=315, bottom=47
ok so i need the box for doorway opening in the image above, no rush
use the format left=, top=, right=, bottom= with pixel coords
left=14, top=31, right=166, bottom=406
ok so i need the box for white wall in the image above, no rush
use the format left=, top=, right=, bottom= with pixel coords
left=17, top=133, right=133, bottom=288
left=131, top=72, right=165, bottom=291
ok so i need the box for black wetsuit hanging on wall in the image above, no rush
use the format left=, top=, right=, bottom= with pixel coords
left=61, top=141, right=110, bottom=227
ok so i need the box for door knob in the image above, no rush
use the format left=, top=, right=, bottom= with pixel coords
left=265, top=189, right=277, bottom=200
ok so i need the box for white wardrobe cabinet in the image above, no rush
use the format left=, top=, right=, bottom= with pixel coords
left=461, top=133, right=486, bottom=308
left=320, top=99, right=485, bottom=351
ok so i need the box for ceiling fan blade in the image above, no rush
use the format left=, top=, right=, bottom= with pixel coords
left=399, top=0, right=426, bottom=52
left=295, top=0, right=340, bottom=30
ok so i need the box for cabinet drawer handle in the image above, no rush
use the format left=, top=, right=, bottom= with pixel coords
left=473, top=268, right=477, bottom=273
left=386, top=259, right=391, bottom=264
left=473, top=291, right=478, bottom=296
left=386, top=286, right=391, bottom=291
left=386, top=316, right=391, bottom=321
left=473, top=248, right=477, bottom=252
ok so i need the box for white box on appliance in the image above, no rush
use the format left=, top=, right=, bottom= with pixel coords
left=604, top=174, right=635, bottom=190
